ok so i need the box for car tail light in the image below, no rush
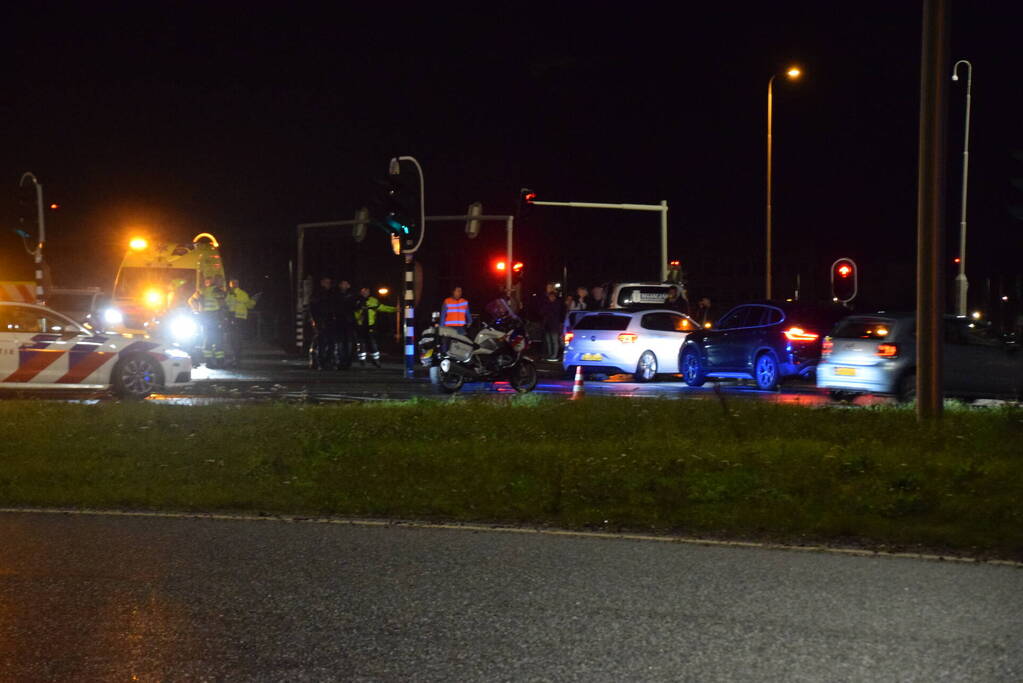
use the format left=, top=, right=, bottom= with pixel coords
left=783, top=326, right=819, bottom=342
left=876, top=343, right=898, bottom=358
left=821, top=337, right=833, bottom=358
left=563, top=332, right=574, bottom=344
left=617, top=332, right=638, bottom=343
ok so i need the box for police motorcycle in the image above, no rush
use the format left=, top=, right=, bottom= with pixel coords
left=419, top=310, right=538, bottom=394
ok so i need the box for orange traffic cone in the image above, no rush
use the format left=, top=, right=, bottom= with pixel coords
left=570, top=365, right=585, bottom=400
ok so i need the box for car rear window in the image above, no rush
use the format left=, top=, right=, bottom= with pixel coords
left=831, top=318, right=895, bottom=339
left=573, top=314, right=631, bottom=331
left=615, top=286, right=672, bottom=307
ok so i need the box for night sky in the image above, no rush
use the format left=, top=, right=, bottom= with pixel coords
left=3, top=4, right=1022, bottom=332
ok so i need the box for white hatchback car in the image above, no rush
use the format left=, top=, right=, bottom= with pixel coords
left=562, top=309, right=699, bottom=381
left=0, top=301, right=192, bottom=399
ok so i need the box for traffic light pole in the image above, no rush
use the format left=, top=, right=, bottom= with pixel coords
left=528, top=200, right=670, bottom=280
left=19, top=173, right=46, bottom=304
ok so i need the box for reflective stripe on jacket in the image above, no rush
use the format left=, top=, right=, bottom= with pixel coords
left=441, top=297, right=470, bottom=327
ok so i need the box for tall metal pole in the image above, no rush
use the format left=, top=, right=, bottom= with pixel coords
left=952, top=59, right=973, bottom=317
left=915, top=0, right=949, bottom=421
left=660, top=200, right=669, bottom=281
left=505, top=216, right=514, bottom=293
left=766, top=76, right=775, bottom=300
left=393, top=155, right=426, bottom=377
left=20, top=173, right=46, bottom=304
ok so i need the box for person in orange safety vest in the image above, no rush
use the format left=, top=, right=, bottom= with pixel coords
left=440, top=286, right=472, bottom=341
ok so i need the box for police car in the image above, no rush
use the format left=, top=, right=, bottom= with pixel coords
left=0, top=301, right=192, bottom=399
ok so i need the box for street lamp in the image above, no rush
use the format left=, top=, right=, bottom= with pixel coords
left=766, top=66, right=802, bottom=300
left=952, top=59, right=973, bottom=317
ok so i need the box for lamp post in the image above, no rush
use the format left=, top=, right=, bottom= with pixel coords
left=952, top=59, right=972, bottom=317
left=766, top=66, right=802, bottom=300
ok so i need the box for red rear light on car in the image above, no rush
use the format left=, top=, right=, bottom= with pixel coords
left=563, top=332, right=574, bottom=344
left=783, top=326, right=819, bottom=342
left=821, top=337, right=833, bottom=358
left=876, top=343, right=899, bottom=358
left=617, top=332, right=638, bottom=343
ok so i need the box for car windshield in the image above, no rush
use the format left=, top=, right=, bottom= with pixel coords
left=573, top=314, right=631, bottom=331
left=832, top=318, right=896, bottom=339
left=114, top=267, right=196, bottom=300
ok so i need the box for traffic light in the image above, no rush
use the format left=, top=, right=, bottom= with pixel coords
left=518, top=187, right=535, bottom=220
left=493, top=260, right=524, bottom=275
left=384, top=159, right=424, bottom=253
left=666, top=259, right=681, bottom=281
left=17, top=181, right=38, bottom=232
left=830, top=257, right=858, bottom=303
left=465, top=202, right=482, bottom=239
left=353, top=207, right=369, bottom=243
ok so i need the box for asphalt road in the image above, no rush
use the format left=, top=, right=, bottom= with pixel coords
left=156, top=343, right=865, bottom=406
left=2, top=510, right=1020, bottom=681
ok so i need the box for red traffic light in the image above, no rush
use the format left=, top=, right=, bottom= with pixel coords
left=830, top=257, right=858, bottom=303
left=494, top=260, right=524, bottom=274
left=524, top=192, right=535, bottom=203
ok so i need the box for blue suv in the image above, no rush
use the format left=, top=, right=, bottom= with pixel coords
left=680, top=301, right=845, bottom=390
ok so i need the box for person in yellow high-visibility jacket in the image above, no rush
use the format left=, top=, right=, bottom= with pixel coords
left=188, top=276, right=227, bottom=367
left=355, top=287, right=396, bottom=367
left=225, top=279, right=256, bottom=368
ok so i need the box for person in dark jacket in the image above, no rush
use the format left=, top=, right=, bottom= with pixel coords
left=308, top=276, right=337, bottom=369
left=538, top=290, right=564, bottom=361
left=664, top=286, right=690, bottom=314
left=334, top=279, right=359, bottom=369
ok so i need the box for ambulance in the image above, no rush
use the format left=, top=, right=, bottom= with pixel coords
left=102, top=233, right=226, bottom=348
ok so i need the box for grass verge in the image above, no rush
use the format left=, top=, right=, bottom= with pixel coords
left=2, top=397, right=1021, bottom=559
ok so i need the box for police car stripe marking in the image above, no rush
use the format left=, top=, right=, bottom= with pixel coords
left=57, top=350, right=114, bottom=384
left=4, top=347, right=65, bottom=383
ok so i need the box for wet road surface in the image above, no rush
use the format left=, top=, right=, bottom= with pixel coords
left=161, top=344, right=876, bottom=406
left=2, top=510, right=1020, bottom=681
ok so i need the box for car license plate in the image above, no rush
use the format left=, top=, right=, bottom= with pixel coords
left=581, top=353, right=603, bottom=361
left=834, top=367, right=857, bottom=376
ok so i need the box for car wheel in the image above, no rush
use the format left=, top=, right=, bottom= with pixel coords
left=897, top=373, right=916, bottom=404
left=754, top=352, right=779, bottom=391
left=680, top=347, right=706, bottom=387
left=509, top=359, right=538, bottom=393
left=111, top=353, right=162, bottom=400
left=829, top=390, right=857, bottom=402
left=635, top=351, right=658, bottom=382
left=437, top=370, right=465, bottom=394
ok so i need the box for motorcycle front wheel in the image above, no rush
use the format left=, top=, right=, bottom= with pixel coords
left=509, top=359, right=538, bottom=393
left=437, top=370, right=465, bottom=394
